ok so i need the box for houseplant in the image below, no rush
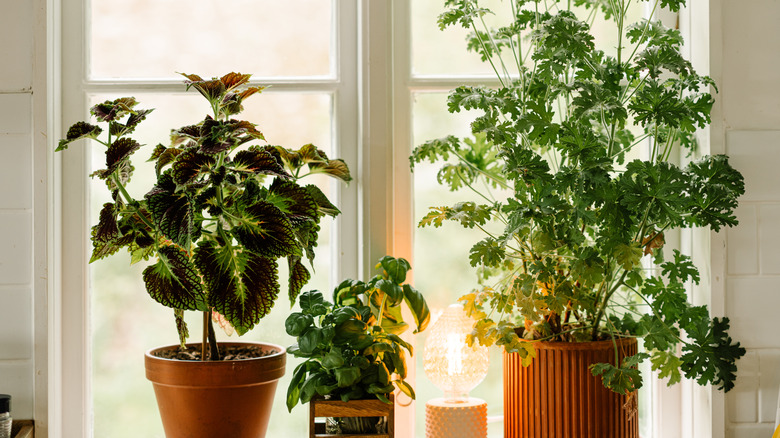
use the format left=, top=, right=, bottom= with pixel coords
left=411, top=0, right=746, bottom=435
left=286, top=256, right=430, bottom=434
left=57, top=72, right=350, bottom=437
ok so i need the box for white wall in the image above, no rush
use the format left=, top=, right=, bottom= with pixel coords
left=712, top=1, right=780, bottom=437
left=0, top=0, right=37, bottom=422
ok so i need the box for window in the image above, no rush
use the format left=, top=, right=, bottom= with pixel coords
left=57, top=0, right=698, bottom=436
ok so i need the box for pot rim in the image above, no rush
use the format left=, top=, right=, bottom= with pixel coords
left=145, top=340, right=286, bottom=362
left=507, top=336, right=637, bottom=351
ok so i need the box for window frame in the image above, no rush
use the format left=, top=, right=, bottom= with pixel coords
left=51, top=0, right=715, bottom=437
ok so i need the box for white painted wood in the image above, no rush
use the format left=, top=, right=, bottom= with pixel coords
left=726, top=277, right=780, bottom=349
left=0, top=362, right=35, bottom=419
left=727, top=205, right=758, bottom=276
left=0, top=94, right=32, bottom=134
left=759, top=205, right=780, bottom=275
left=0, top=212, right=32, bottom=284
left=0, top=0, right=33, bottom=91
left=0, top=287, right=33, bottom=360
left=759, top=350, right=780, bottom=424
left=0, top=134, right=33, bottom=209
left=729, top=351, right=759, bottom=423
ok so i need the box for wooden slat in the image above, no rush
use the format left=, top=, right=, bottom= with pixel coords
left=313, top=399, right=392, bottom=418
left=12, top=420, right=34, bottom=438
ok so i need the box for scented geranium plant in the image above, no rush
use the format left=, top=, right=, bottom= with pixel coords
left=58, top=72, right=350, bottom=360
left=410, top=0, right=745, bottom=394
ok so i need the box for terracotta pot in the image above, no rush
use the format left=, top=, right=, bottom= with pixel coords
left=504, top=337, right=639, bottom=438
left=145, top=342, right=286, bottom=438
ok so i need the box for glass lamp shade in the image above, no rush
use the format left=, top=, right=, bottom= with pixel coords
left=423, top=304, right=489, bottom=403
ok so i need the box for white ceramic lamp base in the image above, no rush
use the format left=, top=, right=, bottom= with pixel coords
left=425, top=397, right=487, bottom=438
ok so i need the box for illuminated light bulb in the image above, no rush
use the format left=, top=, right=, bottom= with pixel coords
left=423, top=304, right=490, bottom=438
left=424, top=303, right=490, bottom=402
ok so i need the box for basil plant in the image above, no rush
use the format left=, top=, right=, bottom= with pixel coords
left=411, top=0, right=745, bottom=394
left=286, top=256, right=430, bottom=409
left=58, top=73, right=350, bottom=360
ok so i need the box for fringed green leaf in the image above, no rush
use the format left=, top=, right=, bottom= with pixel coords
left=232, top=201, right=300, bottom=258
left=172, top=149, right=215, bottom=185
left=57, top=122, right=103, bottom=151
left=106, top=138, right=141, bottom=175
left=194, top=241, right=279, bottom=335
left=232, top=149, right=290, bottom=178
left=146, top=173, right=197, bottom=248
left=288, top=256, right=311, bottom=304
left=142, top=244, right=204, bottom=311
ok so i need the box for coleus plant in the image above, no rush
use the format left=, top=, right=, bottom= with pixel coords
left=410, top=0, right=746, bottom=394
left=57, top=72, right=351, bottom=360
left=286, top=256, right=430, bottom=410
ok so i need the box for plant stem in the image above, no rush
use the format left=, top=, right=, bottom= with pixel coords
left=201, top=311, right=208, bottom=361
left=207, top=315, right=221, bottom=361
left=591, top=268, right=629, bottom=340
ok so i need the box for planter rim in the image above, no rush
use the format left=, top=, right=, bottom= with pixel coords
left=508, top=336, right=636, bottom=351
left=145, top=341, right=286, bottom=387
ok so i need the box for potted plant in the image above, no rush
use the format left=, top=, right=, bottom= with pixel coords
left=57, top=72, right=351, bottom=438
left=411, top=0, right=746, bottom=436
left=285, top=256, right=430, bottom=435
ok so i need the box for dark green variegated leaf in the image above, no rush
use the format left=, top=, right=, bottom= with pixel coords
left=91, top=97, right=138, bottom=122
left=94, top=203, right=120, bottom=243
left=307, top=158, right=352, bottom=182
left=171, top=124, right=202, bottom=146
left=194, top=241, right=281, bottom=335
left=238, top=86, right=265, bottom=101
left=90, top=232, right=134, bottom=263
left=232, top=201, right=300, bottom=258
left=220, top=72, right=252, bottom=91
left=304, top=184, right=340, bottom=217
left=149, top=144, right=166, bottom=161
left=268, top=179, right=319, bottom=222
left=146, top=173, right=197, bottom=248
left=57, top=121, right=103, bottom=151
left=105, top=138, right=141, bottom=175
left=288, top=256, right=311, bottom=303
left=232, top=149, right=290, bottom=178
left=171, top=149, right=215, bottom=185
left=181, top=74, right=226, bottom=104
left=142, top=244, right=204, bottom=311
left=154, top=147, right=184, bottom=175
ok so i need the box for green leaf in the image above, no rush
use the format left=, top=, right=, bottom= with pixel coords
left=590, top=352, right=650, bottom=394
left=334, top=366, right=361, bottom=387
left=288, top=256, right=311, bottom=304
left=469, top=237, right=505, bottom=268
left=299, top=290, right=326, bottom=313
left=650, top=350, right=683, bottom=386
left=232, top=201, right=300, bottom=259
left=193, top=241, right=280, bottom=335
left=321, top=350, right=345, bottom=370
left=146, top=173, right=197, bottom=248
left=299, top=328, right=323, bottom=354
left=680, top=317, right=746, bottom=392
left=142, top=244, right=205, bottom=311
left=57, top=121, right=102, bottom=151
left=171, top=149, right=215, bottom=185
left=402, top=284, right=430, bottom=333
left=285, top=312, right=313, bottom=337
left=286, top=362, right=307, bottom=411
left=232, top=148, right=289, bottom=178
left=304, top=184, right=341, bottom=217
left=661, top=250, right=700, bottom=285
left=93, top=203, right=121, bottom=243
left=378, top=256, right=411, bottom=284
left=395, top=379, right=416, bottom=400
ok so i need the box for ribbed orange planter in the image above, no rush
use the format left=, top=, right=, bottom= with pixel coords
left=504, top=337, right=638, bottom=438
left=145, top=342, right=286, bottom=438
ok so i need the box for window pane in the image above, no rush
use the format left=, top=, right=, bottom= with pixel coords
left=411, top=92, right=505, bottom=438
left=412, top=1, right=645, bottom=76
left=90, top=0, right=333, bottom=79
left=89, top=91, right=333, bottom=437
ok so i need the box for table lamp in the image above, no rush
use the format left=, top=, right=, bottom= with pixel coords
left=423, top=303, right=489, bottom=438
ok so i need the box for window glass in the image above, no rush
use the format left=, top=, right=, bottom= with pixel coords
left=89, top=0, right=333, bottom=79
left=89, top=91, right=333, bottom=438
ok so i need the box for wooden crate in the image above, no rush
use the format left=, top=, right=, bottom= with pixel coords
left=11, top=420, right=33, bottom=438
left=309, top=396, right=394, bottom=438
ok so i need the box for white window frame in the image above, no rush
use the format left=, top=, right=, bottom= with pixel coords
left=47, top=0, right=720, bottom=437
